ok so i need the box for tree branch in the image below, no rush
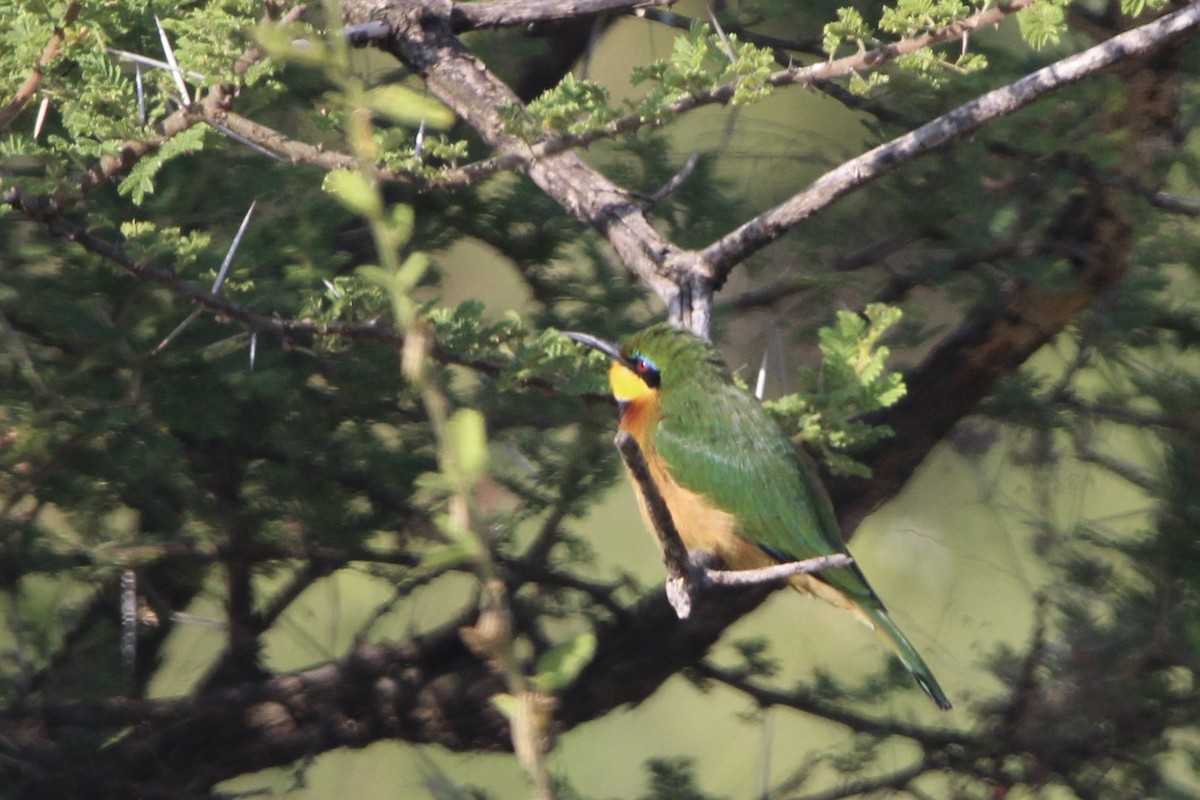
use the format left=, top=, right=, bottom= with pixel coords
left=792, top=758, right=934, bottom=800
left=692, top=661, right=972, bottom=748
left=0, top=2, right=80, bottom=131
left=1, top=185, right=598, bottom=396
left=443, top=0, right=1037, bottom=197
left=830, top=9, right=1191, bottom=535
left=448, top=0, right=673, bottom=31
left=343, top=0, right=692, bottom=325
left=699, top=2, right=1200, bottom=283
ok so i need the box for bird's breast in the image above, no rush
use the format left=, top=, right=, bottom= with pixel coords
left=626, top=445, right=774, bottom=571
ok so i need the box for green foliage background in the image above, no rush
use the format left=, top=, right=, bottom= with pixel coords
left=2, top=0, right=1200, bottom=798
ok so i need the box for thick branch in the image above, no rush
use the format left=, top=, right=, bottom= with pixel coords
left=343, top=0, right=688, bottom=320
left=448, top=0, right=672, bottom=31
left=464, top=0, right=1036, bottom=170
left=700, top=2, right=1200, bottom=282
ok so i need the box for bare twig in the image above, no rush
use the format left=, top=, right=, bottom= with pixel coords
left=693, top=661, right=973, bottom=747
left=792, top=758, right=935, bottom=800
left=640, top=152, right=700, bottom=208
left=635, top=6, right=823, bottom=57
left=0, top=307, right=50, bottom=397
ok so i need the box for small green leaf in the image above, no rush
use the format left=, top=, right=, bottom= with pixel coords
left=823, top=7, right=873, bottom=57
left=491, top=692, right=519, bottom=720
left=324, top=170, right=382, bottom=219
left=255, top=23, right=329, bottom=67
left=391, top=205, right=415, bottom=243
left=445, top=408, right=488, bottom=481
left=396, top=253, right=429, bottom=291
left=530, top=631, right=597, bottom=693
left=420, top=541, right=477, bottom=571
left=364, top=85, right=455, bottom=129
left=1017, top=2, right=1067, bottom=50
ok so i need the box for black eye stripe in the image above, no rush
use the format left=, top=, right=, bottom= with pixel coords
left=629, top=353, right=661, bottom=387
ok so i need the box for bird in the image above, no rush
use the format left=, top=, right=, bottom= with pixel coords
left=565, top=322, right=951, bottom=710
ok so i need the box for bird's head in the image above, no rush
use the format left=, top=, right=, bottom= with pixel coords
left=564, top=323, right=729, bottom=408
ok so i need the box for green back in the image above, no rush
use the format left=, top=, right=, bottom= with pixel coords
left=621, top=324, right=882, bottom=608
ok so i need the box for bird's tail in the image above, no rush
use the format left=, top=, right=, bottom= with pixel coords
left=859, top=604, right=952, bottom=710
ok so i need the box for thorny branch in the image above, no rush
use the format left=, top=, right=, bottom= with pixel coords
left=0, top=184, right=603, bottom=399
left=3, top=0, right=1200, bottom=793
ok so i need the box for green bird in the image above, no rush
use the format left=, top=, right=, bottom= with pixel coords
left=567, top=322, right=951, bottom=710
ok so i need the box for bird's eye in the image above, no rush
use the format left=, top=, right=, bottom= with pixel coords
left=631, top=354, right=661, bottom=387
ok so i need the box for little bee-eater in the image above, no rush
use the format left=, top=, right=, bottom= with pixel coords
left=566, top=323, right=951, bottom=710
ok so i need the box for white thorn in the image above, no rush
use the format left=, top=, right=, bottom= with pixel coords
left=107, top=47, right=205, bottom=80
left=708, top=6, right=736, bottom=63
left=33, top=96, right=50, bottom=140
left=212, top=200, right=257, bottom=294
left=755, top=343, right=769, bottom=400
left=414, top=118, right=426, bottom=158
left=135, top=62, right=146, bottom=125
left=154, top=15, right=191, bottom=105
left=207, top=121, right=286, bottom=161
left=150, top=309, right=203, bottom=355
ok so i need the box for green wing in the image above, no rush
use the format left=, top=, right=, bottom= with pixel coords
left=653, top=381, right=883, bottom=608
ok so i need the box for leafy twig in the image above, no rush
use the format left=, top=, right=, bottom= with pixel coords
left=699, top=2, right=1200, bottom=283
left=0, top=2, right=80, bottom=130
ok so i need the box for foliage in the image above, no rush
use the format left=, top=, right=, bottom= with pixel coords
left=630, top=21, right=776, bottom=115
left=637, top=758, right=726, bottom=800
left=767, top=304, right=907, bottom=477
left=2, top=0, right=1200, bottom=798
left=503, top=74, right=619, bottom=138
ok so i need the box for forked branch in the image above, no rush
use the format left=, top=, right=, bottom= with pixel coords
left=699, top=1, right=1200, bottom=283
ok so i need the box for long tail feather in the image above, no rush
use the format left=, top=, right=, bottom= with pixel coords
left=787, top=573, right=951, bottom=709
left=860, top=604, right=952, bottom=710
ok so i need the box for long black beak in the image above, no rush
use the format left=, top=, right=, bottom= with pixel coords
left=563, top=331, right=624, bottom=363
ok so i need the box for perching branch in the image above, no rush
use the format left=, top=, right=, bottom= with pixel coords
left=613, top=430, right=852, bottom=620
